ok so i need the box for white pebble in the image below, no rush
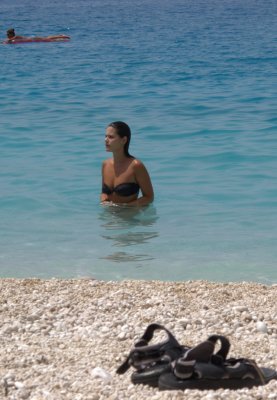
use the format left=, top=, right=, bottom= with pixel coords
left=256, top=321, right=268, bottom=333
left=91, top=367, right=112, bottom=383
left=15, top=381, right=25, bottom=389
left=233, top=306, right=249, bottom=312
left=118, top=331, right=127, bottom=340
left=178, top=318, right=190, bottom=327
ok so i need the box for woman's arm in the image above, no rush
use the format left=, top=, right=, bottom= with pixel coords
left=100, top=161, right=110, bottom=203
left=100, top=193, right=110, bottom=203
left=127, top=160, right=154, bottom=207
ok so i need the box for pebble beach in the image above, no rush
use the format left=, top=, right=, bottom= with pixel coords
left=0, top=279, right=276, bottom=400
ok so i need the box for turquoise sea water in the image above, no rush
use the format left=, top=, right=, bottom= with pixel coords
left=1, top=0, right=277, bottom=283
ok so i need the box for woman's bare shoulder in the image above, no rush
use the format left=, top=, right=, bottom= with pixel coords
left=132, top=158, right=146, bottom=170
left=102, top=158, right=113, bottom=166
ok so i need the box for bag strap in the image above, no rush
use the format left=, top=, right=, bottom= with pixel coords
left=181, top=334, right=230, bottom=364
left=117, top=323, right=181, bottom=374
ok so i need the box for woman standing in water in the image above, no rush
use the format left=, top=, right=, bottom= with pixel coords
left=101, top=121, right=154, bottom=206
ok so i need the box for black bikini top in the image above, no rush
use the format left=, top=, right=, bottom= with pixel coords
left=102, top=182, right=140, bottom=197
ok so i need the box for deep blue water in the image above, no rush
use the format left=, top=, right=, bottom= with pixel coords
left=1, top=0, right=277, bottom=283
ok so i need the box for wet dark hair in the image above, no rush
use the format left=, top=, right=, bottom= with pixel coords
left=108, top=121, right=134, bottom=158
left=7, top=28, right=15, bottom=37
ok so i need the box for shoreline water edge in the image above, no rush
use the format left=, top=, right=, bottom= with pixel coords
left=0, top=278, right=276, bottom=399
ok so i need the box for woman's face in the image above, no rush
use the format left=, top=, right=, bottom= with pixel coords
left=105, top=126, right=126, bottom=152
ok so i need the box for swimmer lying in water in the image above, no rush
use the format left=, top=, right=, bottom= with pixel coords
left=5, top=28, right=70, bottom=43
